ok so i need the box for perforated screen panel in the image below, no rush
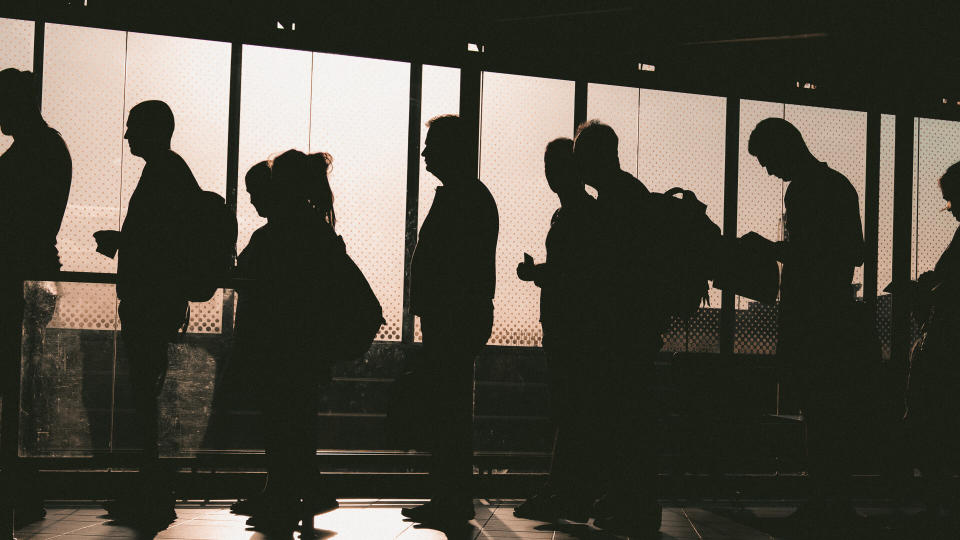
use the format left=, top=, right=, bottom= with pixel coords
left=586, top=83, right=639, bottom=176
left=0, top=17, right=34, bottom=156
left=914, top=117, right=960, bottom=278
left=413, top=65, right=460, bottom=343
left=43, top=24, right=126, bottom=275
left=309, top=52, right=409, bottom=342
left=878, top=114, right=896, bottom=360
left=479, top=72, right=575, bottom=347
left=236, top=45, right=312, bottom=252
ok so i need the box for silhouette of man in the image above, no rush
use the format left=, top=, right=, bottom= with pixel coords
left=745, top=117, right=864, bottom=526
left=402, top=115, right=498, bottom=525
left=0, top=67, right=71, bottom=529
left=514, top=137, right=599, bottom=521
left=95, top=100, right=200, bottom=528
left=572, top=120, right=662, bottom=536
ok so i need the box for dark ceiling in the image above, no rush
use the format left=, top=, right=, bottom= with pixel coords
left=4, top=0, right=959, bottom=109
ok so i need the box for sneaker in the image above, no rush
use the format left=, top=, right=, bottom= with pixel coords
left=13, top=500, right=46, bottom=528
left=593, top=498, right=662, bottom=537
left=401, top=499, right=475, bottom=524
left=102, top=494, right=177, bottom=531
left=245, top=496, right=301, bottom=535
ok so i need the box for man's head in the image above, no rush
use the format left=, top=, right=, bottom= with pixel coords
left=573, top=120, right=620, bottom=189
left=0, top=68, right=41, bottom=136
left=125, top=100, right=174, bottom=159
left=544, top=137, right=579, bottom=195
left=422, top=114, right=470, bottom=184
left=748, top=118, right=811, bottom=181
left=939, top=161, right=960, bottom=222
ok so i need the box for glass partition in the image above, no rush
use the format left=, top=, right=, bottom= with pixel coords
left=0, top=17, right=34, bottom=155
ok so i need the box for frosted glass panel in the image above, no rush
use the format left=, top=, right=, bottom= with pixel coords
left=877, top=114, right=896, bottom=360
left=43, top=24, right=126, bottom=274
left=0, top=17, right=34, bottom=155
left=480, top=72, right=575, bottom=347
left=310, top=52, right=409, bottom=342
left=914, top=117, right=960, bottom=278
left=236, top=45, right=312, bottom=252
left=414, top=64, right=460, bottom=342
left=586, top=83, right=639, bottom=176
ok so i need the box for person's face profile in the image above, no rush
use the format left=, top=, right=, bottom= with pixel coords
left=422, top=128, right=452, bottom=181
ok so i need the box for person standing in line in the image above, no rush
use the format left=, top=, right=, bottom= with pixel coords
left=402, top=115, right=499, bottom=526
left=233, top=151, right=341, bottom=534
left=572, top=120, right=663, bottom=536
left=514, top=137, right=600, bottom=522
left=94, top=101, right=198, bottom=529
left=744, top=117, right=866, bottom=530
left=0, top=67, right=72, bottom=529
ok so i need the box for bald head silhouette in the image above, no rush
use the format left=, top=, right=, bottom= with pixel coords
left=573, top=120, right=620, bottom=190
left=125, top=100, right=174, bottom=160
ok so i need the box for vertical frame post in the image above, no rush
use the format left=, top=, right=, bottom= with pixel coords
left=221, top=42, right=242, bottom=338
left=401, top=64, right=423, bottom=344
left=720, top=97, right=740, bottom=356
left=891, top=114, right=914, bottom=369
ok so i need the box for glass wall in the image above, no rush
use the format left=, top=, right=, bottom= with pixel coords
left=480, top=72, right=576, bottom=347
left=878, top=114, right=896, bottom=359
left=913, top=117, right=960, bottom=279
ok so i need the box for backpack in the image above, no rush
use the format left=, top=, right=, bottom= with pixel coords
left=327, top=235, right=385, bottom=362
left=181, top=190, right=238, bottom=303
left=644, top=187, right=722, bottom=321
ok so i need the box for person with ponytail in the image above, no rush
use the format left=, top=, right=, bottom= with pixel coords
left=235, top=150, right=341, bottom=534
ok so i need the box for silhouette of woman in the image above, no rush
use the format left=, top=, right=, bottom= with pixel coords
left=905, top=161, right=960, bottom=533
left=234, top=150, right=341, bottom=534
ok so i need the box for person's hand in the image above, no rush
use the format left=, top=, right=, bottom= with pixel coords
left=93, top=230, right=121, bottom=258
left=517, top=260, right=535, bottom=282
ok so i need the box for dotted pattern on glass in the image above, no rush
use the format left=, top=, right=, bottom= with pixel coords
left=236, top=45, right=312, bottom=253
left=479, top=72, right=575, bottom=347
left=45, top=281, right=118, bottom=331
left=914, top=117, right=960, bottom=279
left=0, top=17, right=34, bottom=155
left=736, top=100, right=784, bottom=355
left=414, top=65, right=460, bottom=343
left=786, top=104, right=867, bottom=297
left=119, top=32, right=231, bottom=334
left=309, top=52, right=409, bottom=342
left=43, top=24, right=127, bottom=275
left=877, top=114, right=896, bottom=360
left=586, top=83, right=639, bottom=177
left=637, top=89, right=726, bottom=352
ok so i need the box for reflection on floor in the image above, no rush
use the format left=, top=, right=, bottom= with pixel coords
left=11, top=499, right=934, bottom=539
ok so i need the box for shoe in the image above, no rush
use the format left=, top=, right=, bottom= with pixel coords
left=401, top=499, right=475, bottom=524
left=245, top=496, right=301, bottom=535
left=593, top=498, right=661, bottom=537
left=513, top=491, right=591, bottom=523
left=13, top=500, right=46, bottom=528
left=102, top=493, right=177, bottom=531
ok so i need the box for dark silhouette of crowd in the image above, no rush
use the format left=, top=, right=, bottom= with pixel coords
left=2, top=64, right=960, bottom=539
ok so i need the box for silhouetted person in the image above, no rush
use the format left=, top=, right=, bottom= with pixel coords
left=94, top=100, right=199, bottom=528
left=402, top=115, right=498, bottom=525
left=202, top=162, right=274, bottom=451
left=572, top=120, right=662, bottom=536
left=0, top=67, right=71, bottom=529
left=235, top=150, right=341, bottom=534
left=514, top=137, right=600, bottom=521
left=902, top=161, right=960, bottom=533
left=745, top=117, right=865, bottom=527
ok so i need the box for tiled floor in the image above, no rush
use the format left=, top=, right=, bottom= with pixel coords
left=10, top=500, right=933, bottom=539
